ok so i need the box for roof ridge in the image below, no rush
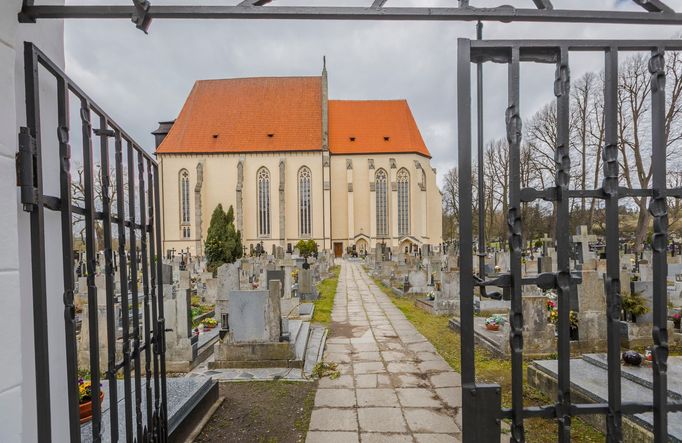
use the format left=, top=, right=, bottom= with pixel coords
left=195, top=75, right=322, bottom=83
left=329, top=98, right=408, bottom=103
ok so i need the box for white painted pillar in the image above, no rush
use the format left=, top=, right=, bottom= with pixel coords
left=10, top=3, right=68, bottom=441
left=389, top=159, right=398, bottom=249
left=346, top=159, right=354, bottom=242
left=369, top=162, right=376, bottom=249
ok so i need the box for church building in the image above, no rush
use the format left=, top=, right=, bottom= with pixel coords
left=154, top=65, right=442, bottom=257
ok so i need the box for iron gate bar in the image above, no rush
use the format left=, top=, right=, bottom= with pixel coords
left=127, top=141, right=144, bottom=440
left=650, top=45, right=669, bottom=443
left=17, top=4, right=682, bottom=26
left=456, top=35, right=475, bottom=395
left=114, top=130, right=135, bottom=442
left=21, top=41, right=52, bottom=443
left=554, top=45, right=572, bottom=443
left=603, top=45, right=623, bottom=442
left=80, top=95, right=104, bottom=442
left=506, top=45, right=524, bottom=442
left=98, top=115, right=120, bottom=443
left=153, top=163, right=169, bottom=440
left=459, top=38, right=682, bottom=443
left=56, top=69, right=81, bottom=443
left=147, top=158, right=163, bottom=440
left=137, top=144, right=153, bottom=435
left=476, top=21, right=487, bottom=301
left=498, top=400, right=682, bottom=419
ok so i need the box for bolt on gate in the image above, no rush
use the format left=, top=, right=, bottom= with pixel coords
left=458, top=39, right=682, bottom=442
left=17, top=42, right=168, bottom=442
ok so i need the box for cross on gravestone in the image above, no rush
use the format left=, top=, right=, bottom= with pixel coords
left=541, top=234, right=553, bottom=256
left=571, top=225, right=597, bottom=264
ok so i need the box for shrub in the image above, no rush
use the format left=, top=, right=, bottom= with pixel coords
left=295, top=239, right=318, bottom=258
left=622, top=291, right=649, bottom=318
left=205, top=204, right=243, bottom=273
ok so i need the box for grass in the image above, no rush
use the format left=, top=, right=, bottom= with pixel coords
left=371, top=276, right=604, bottom=442
left=311, top=265, right=340, bottom=325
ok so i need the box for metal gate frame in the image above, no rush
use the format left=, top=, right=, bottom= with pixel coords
left=457, top=38, right=682, bottom=443
left=17, top=42, right=168, bottom=442
left=14, top=2, right=682, bottom=442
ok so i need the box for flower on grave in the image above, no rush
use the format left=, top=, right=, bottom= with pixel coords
left=672, top=312, right=682, bottom=321
left=569, top=311, right=579, bottom=328
left=547, top=309, right=558, bottom=324
left=427, top=291, right=435, bottom=301
left=203, top=317, right=217, bottom=328
left=485, top=314, right=506, bottom=326
left=78, top=379, right=101, bottom=404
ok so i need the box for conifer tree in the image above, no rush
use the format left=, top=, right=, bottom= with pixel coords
left=205, top=204, right=243, bottom=273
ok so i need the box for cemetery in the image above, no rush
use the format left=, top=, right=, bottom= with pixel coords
left=6, top=1, right=682, bottom=443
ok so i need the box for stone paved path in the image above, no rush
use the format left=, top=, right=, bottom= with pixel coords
left=307, top=261, right=462, bottom=443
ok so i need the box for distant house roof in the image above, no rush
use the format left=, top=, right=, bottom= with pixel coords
left=156, top=76, right=430, bottom=158
left=156, top=76, right=323, bottom=154
left=328, top=99, right=430, bottom=158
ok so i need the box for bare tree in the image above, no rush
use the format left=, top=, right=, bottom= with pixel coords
left=618, top=51, right=682, bottom=251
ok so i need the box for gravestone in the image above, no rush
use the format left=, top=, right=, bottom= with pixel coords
left=204, top=278, right=218, bottom=304
left=227, top=287, right=281, bottom=343
left=266, top=269, right=285, bottom=297
left=575, top=270, right=607, bottom=351
left=523, top=295, right=556, bottom=354
left=572, top=225, right=597, bottom=266
left=161, top=263, right=173, bottom=285
left=216, top=262, right=239, bottom=320
left=538, top=256, right=553, bottom=274
left=299, top=268, right=317, bottom=300
left=434, top=270, right=459, bottom=314
left=408, top=270, right=429, bottom=293
left=630, top=280, right=654, bottom=324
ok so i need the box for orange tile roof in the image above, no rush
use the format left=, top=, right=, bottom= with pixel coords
left=156, top=76, right=323, bottom=154
left=328, top=100, right=430, bottom=157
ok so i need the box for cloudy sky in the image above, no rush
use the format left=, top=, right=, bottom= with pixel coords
left=63, top=0, right=682, bottom=185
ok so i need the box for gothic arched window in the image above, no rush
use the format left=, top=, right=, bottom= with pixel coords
left=298, top=167, right=312, bottom=237
left=180, top=169, right=191, bottom=238
left=397, top=168, right=410, bottom=236
left=257, top=167, right=271, bottom=237
left=376, top=169, right=388, bottom=237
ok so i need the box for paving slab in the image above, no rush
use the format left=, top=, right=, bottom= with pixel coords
left=306, top=261, right=462, bottom=442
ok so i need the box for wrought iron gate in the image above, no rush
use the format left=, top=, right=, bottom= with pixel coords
left=18, top=42, right=168, bottom=442
left=457, top=38, right=682, bottom=442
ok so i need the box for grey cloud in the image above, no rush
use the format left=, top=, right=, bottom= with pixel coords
left=63, top=0, right=682, bottom=186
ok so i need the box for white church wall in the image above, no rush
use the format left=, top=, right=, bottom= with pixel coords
left=330, top=152, right=442, bottom=251
left=160, top=151, right=326, bottom=255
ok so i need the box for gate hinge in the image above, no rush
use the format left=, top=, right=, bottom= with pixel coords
left=16, top=127, right=37, bottom=211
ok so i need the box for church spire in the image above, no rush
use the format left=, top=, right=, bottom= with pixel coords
left=321, top=55, right=329, bottom=151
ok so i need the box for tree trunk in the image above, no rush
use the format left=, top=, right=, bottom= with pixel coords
left=634, top=199, right=650, bottom=253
